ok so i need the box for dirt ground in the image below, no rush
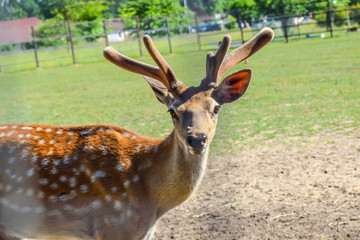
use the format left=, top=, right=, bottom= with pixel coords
left=154, top=130, right=360, bottom=240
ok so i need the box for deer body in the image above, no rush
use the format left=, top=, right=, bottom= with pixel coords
left=0, top=124, right=208, bottom=239
left=0, top=28, right=274, bottom=239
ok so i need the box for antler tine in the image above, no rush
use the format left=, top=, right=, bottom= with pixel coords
left=143, top=35, right=183, bottom=92
left=103, top=46, right=169, bottom=87
left=205, top=35, right=231, bottom=87
left=217, top=27, right=274, bottom=80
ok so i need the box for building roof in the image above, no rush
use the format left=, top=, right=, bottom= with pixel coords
left=0, top=17, right=41, bottom=45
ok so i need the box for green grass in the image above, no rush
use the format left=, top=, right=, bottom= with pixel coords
left=0, top=32, right=359, bottom=155
left=1, top=22, right=347, bottom=73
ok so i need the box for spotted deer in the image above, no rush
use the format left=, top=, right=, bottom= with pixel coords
left=0, top=27, right=273, bottom=240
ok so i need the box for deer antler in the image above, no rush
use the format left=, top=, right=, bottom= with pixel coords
left=205, top=35, right=231, bottom=88
left=204, top=27, right=274, bottom=87
left=103, top=35, right=183, bottom=93
left=143, top=36, right=183, bottom=92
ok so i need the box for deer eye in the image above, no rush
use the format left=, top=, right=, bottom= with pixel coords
left=213, top=105, right=221, bottom=114
left=168, top=109, right=179, bottom=120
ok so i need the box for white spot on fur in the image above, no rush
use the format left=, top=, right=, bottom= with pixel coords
left=114, top=201, right=121, bottom=211
left=81, top=129, right=93, bottom=135
left=69, top=177, right=77, bottom=187
left=27, top=169, right=34, bottom=177
left=116, top=163, right=124, bottom=171
left=59, top=175, right=67, bottom=182
left=37, top=192, right=45, bottom=198
left=35, top=207, right=46, bottom=214
left=124, top=180, right=130, bottom=188
left=49, top=195, right=57, bottom=202
left=39, top=178, right=49, bottom=185
left=31, top=155, right=38, bottom=162
left=63, top=156, right=70, bottom=164
left=5, top=185, right=12, bottom=192
left=132, top=175, right=139, bottom=182
left=26, top=188, right=34, bottom=196
left=80, top=185, right=89, bottom=193
left=8, top=157, right=15, bottom=164
left=136, top=144, right=142, bottom=153
left=42, top=158, right=49, bottom=166
left=91, top=200, right=101, bottom=209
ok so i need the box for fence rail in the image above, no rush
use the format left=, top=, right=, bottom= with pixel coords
left=0, top=7, right=359, bottom=73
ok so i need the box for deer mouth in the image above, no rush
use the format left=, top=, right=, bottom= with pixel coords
left=188, top=146, right=206, bottom=155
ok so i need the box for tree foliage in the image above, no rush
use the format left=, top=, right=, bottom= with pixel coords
left=119, top=0, right=189, bottom=36
left=227, top=0, right=256, bottom=25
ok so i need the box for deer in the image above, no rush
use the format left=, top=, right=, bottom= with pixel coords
left=0, top=27, right=274, bottom=240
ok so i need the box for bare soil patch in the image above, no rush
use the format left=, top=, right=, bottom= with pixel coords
left=154, top=131, right=360, bottom=239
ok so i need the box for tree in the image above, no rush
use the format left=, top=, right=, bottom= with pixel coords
left=226, top=0, right=256, bottom=26
left=253, top=0, right=351, bottom=17
left=21, top=0, right=42, bottom=18
left=119, top=0, right=188, bottom=36
left=0, top=0, right=28, bottom=20
left=203, top=0, right=224, bottom=15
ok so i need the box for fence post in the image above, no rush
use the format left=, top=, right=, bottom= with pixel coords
left=237, top=11, right=245, bottom=45
left=297, top=16, right=301, bottom=39
left=67, top=21, right=76, bottom=65
left=282, top=5, right=289, bottom=43
left=166, top=17, right=173, bottom=54
left=194, top=13, right=202, bottom=51
left=327, top=0, right=333, bottom=38
left=135, top=16, right=143, bottom=57
left=103, top=20, right=109, bottom=47
left=345, top=8, right=351, bottom=31
left=31, top=26, right=40, bottom=68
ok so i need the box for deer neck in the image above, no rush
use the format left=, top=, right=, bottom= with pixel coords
left=144, top=130, right=209, bottom=215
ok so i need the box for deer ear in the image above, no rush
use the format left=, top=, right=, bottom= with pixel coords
left=212, top=69, right=252, bottom=105
left=143, top=76, right=174, bottom=105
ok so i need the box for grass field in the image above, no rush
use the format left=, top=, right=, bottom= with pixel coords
left=1, top=22, right=349, bottom=73
left=0, top=32, right=359, bottom=155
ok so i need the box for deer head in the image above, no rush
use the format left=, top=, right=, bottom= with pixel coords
left=104, top=28, right=274, bottom=155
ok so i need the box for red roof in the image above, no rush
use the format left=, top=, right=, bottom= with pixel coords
left=0, top=17, right=41, bottom=44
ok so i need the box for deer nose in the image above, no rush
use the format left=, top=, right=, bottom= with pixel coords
left=187, top=134, right=207, bottom=149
